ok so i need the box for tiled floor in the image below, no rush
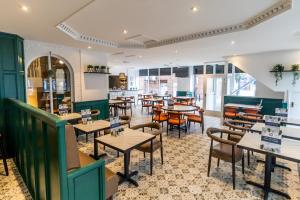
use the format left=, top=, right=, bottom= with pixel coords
left=1, top=107, right=300, bottom=200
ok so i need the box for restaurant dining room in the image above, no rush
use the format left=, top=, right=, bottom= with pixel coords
left=1, top=0, right=300, bottom=200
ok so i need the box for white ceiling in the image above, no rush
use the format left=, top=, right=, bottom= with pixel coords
left=1, top=0, right=300, bottom=71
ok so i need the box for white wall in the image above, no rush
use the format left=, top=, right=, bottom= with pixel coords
left=226, top=50, right=300, bottom=93
left=24, top=40, right=109, bottom=102
left=255, top=81, right=284, bottom=99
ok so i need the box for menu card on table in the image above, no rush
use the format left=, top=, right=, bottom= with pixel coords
left=260, top=115, right=282, bottom=153
left=110, top=117, right=122, bottom=136
left=81, top=109, right=92, bottom=124
left=59, top=104, right=68, bottom=115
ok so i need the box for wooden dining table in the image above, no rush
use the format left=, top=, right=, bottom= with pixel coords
left=109, top=99, right=125, bottom=116
left=57, top=112, right=81, bottom=123
left=94, top=128, right=156, bottom=187
left=237, top=132, right=300, bottom=200
left=161, top=105, right=197, bottom=112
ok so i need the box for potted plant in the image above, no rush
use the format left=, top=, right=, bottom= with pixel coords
left=87, top=65, right=93, bottom=72
left=291, top=64, right=299, bottom=86
left=100, top=65, right=106, bottom=73
left=272, top=64, right=285, bottom=86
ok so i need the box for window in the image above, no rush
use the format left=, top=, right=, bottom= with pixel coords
left=227, top=65, right=256, bottom=97
left=206, top=65, right=214, bottom=74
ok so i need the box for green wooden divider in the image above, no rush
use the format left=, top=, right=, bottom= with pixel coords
left=4, top=98, right=106, bottom=200
left=224, top=95, right=283, bottom=115
left=176, top=91, right=193, bottom=97
left=73, top=99, right=109, bottom=119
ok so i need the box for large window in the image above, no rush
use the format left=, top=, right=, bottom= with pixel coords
left=149, top=68, right=159, bottom=94
left=227, top=65, right=256, bottom=96
left=139, top=69, right=149, bottom=93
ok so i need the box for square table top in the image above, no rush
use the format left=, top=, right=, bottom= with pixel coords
left=73, top=120, right=111, bottom=133
left=224, top=103, right=262, bottom=110
left=237, top=132, right=300, bottom=163
left=58, top=113, right=81, bottom=121
left=251, top=123, right=300, bottom=140
left=95, top=128, right=156, bottom=152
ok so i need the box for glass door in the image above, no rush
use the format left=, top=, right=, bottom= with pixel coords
left=204, top=75, right=225, bottom=116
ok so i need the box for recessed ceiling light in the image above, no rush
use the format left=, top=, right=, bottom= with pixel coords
left=175, top=50, right=178, bottom=53
left=123, top=29, right=128, bottom=34
left=59, top=60, right=64, bottom=64
left=138, top=55, right=142, bottom=58
left=191, top=6, right=198, bottom=12
left=20, top=5, right=29, bottom=12
left=88, top=46, right=92, bottom=49
left=231, top=40, right=235, bottom=45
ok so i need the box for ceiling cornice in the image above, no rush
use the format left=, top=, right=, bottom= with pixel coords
left=56, top=0, right=292, bottom=49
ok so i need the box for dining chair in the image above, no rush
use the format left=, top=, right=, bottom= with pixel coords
left=186, top=107, right=204, bottom=133
left=207, top=128, right=245, bottom=190
left=118, top=99, right=133, bottom=116
left=223, top=119, right=254, bottom=165
left=239, top=113, right=264, bottom=123
left=130, top=122, right=163, bottom=175
left=0, top=132, right=9, bottom=176
left=167, top=111, right=187, bottom=138
left=152, top=108, right=168, bottom=127
left=223, top=106, right=238, bottom=119
left=91, top=109, right=100, bottom=120
left=142, top=99, right=152, bottom=114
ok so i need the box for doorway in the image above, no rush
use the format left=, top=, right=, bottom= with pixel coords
left=288, top=91, right=300, bottom=119
left=27, top=55, right=73, bottom=113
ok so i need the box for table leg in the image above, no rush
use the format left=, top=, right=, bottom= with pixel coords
left=257, top=156, right=291, bottom=171
left=246, top=154, right=291, bottom=199
left=150, top=139, right=153, bottom=175
left=89, top=132, right=107, bottom=160
left=117, top=151, right=139, bottom=186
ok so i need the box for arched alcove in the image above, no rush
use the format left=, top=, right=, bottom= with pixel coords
left=27, top=55, right=74, bottom=113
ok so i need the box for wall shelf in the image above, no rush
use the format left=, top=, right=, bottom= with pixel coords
left=84, top=72, right=111, bottom=74
left=269, top=70, right=300, bottom=73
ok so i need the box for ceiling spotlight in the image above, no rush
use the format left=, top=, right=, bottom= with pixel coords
left=20, top=5, right=29, bottom=12
left=88, top=46, right=92, bottom=49
left=138, top=55, right=142, bottom=58
left=175, top=50, right=178, bottom=53
left=231, top=40, right=235, bottom=45
left=59, top=60, right=64, bottom=64
left=191, top=6, right=198, bottom=12
left=123, top=29, right=128, bottom=34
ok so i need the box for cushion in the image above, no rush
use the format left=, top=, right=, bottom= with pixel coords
left=211, top=143, right=243, bottom=162
left=65, top=125, right=81, bottom=171
left=168, top=118, right=186, bottom=125
left=224, top=112, right=236, bottom=117
left=136, top=138, right=161, bottom=153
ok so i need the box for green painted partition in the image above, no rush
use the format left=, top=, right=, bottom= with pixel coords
left=4, top=98, right=106, bottom=200
left=224, top=95, right=283, bottom=115
left=73, top=99, right=109, bottom=119
left=176, top=91, right=193, bottom=97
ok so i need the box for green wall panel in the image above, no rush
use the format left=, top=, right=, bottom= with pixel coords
left=5, top=98, right=106, bottom=200
left=73, top=99, right=109, bottom=119
left=224, top=95, right=283, bottom=115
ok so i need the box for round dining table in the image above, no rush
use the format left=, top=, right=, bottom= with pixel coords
left=161, top=105, right=197, bottom=112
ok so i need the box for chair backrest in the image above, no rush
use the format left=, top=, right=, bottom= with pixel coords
left=240, top=113, right=263, bottom=122
left=243, top=108, right=259, bottom=114
left=131, top=122, right=161, bottom=131
left=224, top=106, right=237, bottom=113
left=223, top=119, right=254, bottom=132
left=168, top=111, right=181, bottom=120
left=206, top=127, right=243, bottom=146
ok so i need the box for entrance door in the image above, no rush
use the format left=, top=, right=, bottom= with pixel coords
left=204, top=75, right=225, bottom=116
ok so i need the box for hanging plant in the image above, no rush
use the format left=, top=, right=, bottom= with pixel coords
left=291, top=64, right=299, bottom=86
left=271, top=64, right=285, bottom=86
